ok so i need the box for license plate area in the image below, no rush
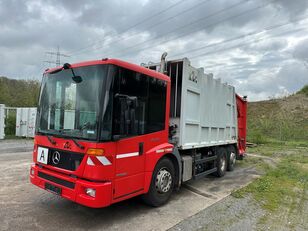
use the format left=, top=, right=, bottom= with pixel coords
left=37, top=147, right=49, bottom=164
left=45, top=182, right=62, bottom=195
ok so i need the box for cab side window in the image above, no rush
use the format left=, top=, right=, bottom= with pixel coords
left=113, top=67, right=167, bottom=137
left=148, top=78, right=167, bottom=132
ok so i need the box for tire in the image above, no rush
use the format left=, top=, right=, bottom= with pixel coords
left=236, top=154, right=244, bottom=160
left=214, top=147, right=227, bottom=177
left=142, top=157, right=175, bottom=207
left=227, top=145, right=236, bottom=171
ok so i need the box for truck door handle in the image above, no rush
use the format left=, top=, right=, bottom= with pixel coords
left=139, top=142, right=144, bottom=155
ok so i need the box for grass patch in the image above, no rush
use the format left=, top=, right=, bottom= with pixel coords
left=1, top=135, right=29, bottom=140
left=236, top=155, right=271, bottom=174
left=232, top=143, right=308, bottom=212
left=247, top=140, right=308, bottom=157
left=232, top=158, right=307, bottom=211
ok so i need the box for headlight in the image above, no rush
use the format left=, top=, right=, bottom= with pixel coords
left=85, top=188, right=96, bottom=197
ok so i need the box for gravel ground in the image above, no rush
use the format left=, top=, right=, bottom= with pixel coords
left=0, top=139, right=33, bottom=153
left=169, top=196, right=265, bottom=231
left=170, top=193, right=308, bottom=231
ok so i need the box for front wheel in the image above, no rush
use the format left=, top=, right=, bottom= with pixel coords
left=142, top=158, right=175, bottom=207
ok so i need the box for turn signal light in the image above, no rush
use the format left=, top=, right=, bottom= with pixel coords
left=86, top=148, right=104, bottom=156
left=33, top=139, right=38, bottom=153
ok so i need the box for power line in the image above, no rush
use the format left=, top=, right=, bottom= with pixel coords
left=68, top=0, right=188, bottom=55
left=71, top=0, right=212, bottom=56
left=189, top=26, right=308, bottom=60
left=204, top=56, right=296, bottom=74
left=44, top=46, right=70, bottom=66
left=205, top=58, right=290, bottom=71
left=106, top=0, right=272, bottom=58
left=202, top=56, right=288, bottom=70
left=169, top=15, right=308, bottom=59
left=105, top=0, right=251, bottom=57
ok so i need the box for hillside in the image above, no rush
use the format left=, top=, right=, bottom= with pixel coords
left=0, top=77, right=40, bottom=107
left=247, top=86, right=308, bottom=143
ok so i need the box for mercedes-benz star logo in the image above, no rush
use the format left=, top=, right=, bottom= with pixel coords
left=52, top=151, right=61, bottom=165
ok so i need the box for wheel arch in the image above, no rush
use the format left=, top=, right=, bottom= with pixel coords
left=163, top=148, right=182, bottom=189
left=144, top=147, right=182, bottom=193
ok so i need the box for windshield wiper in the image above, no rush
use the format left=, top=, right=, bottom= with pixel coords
left=47, top=135, right=56, bottom=145
left=72, top=139, right=85, bottom=150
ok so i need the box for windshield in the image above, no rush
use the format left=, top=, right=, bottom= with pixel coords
left=37, top=64, right=113, bottom=141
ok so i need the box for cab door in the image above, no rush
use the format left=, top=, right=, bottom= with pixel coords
left=112, top=68, right=148, bottom=199
left=112, top=66, right=168, bottom=200
left=113, top=137, right=145, bottom=199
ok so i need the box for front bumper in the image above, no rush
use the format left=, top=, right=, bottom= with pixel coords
left=30, top=164, right=112, bottom=208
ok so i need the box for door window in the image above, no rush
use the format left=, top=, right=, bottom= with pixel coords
left=113, top=67, right=167, bottom=138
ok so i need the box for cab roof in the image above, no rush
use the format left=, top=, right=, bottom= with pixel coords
left=45, top=58, right=170, bottom=82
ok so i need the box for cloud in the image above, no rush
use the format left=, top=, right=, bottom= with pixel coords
left=0, top=0, right=41, bottom=27
left=0, top=0, right=308, bottom=101
left=293, top=38, right=308, bottom=63
left=214, top=60, right=308, bottom=101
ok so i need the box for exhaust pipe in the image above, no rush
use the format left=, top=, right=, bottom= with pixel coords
left=160, top=52, right=168, bottom=74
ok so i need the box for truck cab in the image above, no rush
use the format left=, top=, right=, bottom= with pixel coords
left=30, top=59, right=174, bottom=207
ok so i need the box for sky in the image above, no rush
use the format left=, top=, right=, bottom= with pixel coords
left=0, top=0, right=308, bottom=101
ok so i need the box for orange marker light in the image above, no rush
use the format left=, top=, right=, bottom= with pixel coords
left=86, top=148, right=105, bottom=156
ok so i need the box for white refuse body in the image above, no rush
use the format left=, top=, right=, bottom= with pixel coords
left=15, top=107, right=37, bottom=138
left=0, top=104, right=5, bottom=139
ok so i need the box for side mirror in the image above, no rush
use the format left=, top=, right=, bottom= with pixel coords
left=72, top=75, right=83, bottom=83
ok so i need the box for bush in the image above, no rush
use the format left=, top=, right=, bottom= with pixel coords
left=297, top=85, right=308, bottom=96
left=4, top=112, right=16, bottom=136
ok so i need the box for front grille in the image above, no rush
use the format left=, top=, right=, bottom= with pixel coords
left=47, top=148, right=84, bottom=171
left=38, top=171, right=75, bottom=189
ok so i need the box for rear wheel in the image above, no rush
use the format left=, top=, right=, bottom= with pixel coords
left=227, top=146, right=236, bottom=171
left=142, top=157, right=175, bottom=207
left=214, top=147, right=227, bottom=177
left=236, top=153, right=244, bottom=160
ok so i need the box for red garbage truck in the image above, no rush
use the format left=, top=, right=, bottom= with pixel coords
left=30, top=54, right=247, bottom=208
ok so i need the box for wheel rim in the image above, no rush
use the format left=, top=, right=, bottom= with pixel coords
left=220, top=156, right=226, bottom=172
left=230, top=152, right=236, bottom=165
left=155, top=168, right=172, bottom=193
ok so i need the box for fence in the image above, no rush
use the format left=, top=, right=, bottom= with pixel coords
left=15, top=108, right=37, bottom=138
left=0, top=105, right=37, bottom=139
left=0, top=104, right=5, bottom=139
